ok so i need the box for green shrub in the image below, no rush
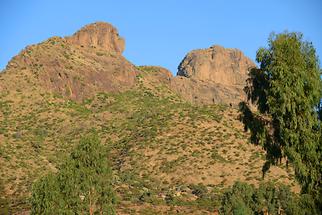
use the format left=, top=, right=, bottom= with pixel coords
left=31, top=133, right=116, bottom=214
left=220, top=181, right=319, bottom=215
left=220, top=182, right=255, bottom=214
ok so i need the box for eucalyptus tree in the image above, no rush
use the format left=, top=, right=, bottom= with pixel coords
left=239, top=32, right=322, bottom=209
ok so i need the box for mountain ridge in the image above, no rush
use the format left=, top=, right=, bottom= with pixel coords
left=2, top=21, right=255, bottom=106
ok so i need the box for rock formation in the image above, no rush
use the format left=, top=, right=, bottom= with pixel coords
left=66, top=22, right=125, bottom=53
left=2, top=22, right=138, bottom=101
left=171, top=45, right=256, bottom=105
left=177, top=45, right=254, bottom=85
left=1, top=22, right=255, bottom=106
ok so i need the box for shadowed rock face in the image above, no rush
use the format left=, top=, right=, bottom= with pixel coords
left=172, top=45, right=256, bottom=105
left=66, top=22, right=125, bottom=53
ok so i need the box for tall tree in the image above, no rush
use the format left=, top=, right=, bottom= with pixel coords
left=31, top=133, right=116, bottom=214
left=240, top=32, right=322, bottom=209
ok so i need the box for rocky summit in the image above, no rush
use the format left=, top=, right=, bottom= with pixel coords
left=1, top=22, right=138, bottom=101
left=66, top=22, right=125, bottom=53
left=170, top=45, right=256, bottom=105
left=177, top=45, right=254, bottom=85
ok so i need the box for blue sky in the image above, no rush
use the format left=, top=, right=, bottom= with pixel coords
left=1, top=0, right=321, bottom=74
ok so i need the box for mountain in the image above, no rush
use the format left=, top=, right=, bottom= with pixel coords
left=0, top=22, right=298, bottom=214
left=1, top=22, right=138, bottom=101
left=1, top=22, right=254, bottom=106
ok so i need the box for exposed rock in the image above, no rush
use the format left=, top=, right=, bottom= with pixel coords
left=66, top=22, right=125, bottom=54
left=1, top=22, right=255, bottom=106
left=177, top=45, right=255, bottom=85
left=170, top=76, right=244, bottom=105
left=1, top=22, right=138, bottom=101
left=172, top=45, right=256, bottom=105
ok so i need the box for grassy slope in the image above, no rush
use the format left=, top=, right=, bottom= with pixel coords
left=0, top=67, right=298, bottom=214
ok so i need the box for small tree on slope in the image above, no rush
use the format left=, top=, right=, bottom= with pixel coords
left=31, top=133, right=116, bottom=214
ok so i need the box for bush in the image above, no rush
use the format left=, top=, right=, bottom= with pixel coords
left=220, top=181, right=318, bottom=215
left=189, top=183, right=208, bottom=198
left=31, top=133, right=116, bottom=214
left=220, top=182, right=255, bottom=215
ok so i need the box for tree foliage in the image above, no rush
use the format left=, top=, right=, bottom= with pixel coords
left=220, top=181, right=318, bottom=215
left=31, top=133, right=116, bottom=214
left=239, top=32, right=322, bottom=209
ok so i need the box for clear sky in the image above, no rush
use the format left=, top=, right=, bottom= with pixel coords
left=1, top=0, right=321, bottom=74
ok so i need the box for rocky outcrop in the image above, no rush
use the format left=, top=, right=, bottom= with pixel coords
left=172, top=45, right=255, bottom=105
left=178, top=45, right=254, bottom=85
left=66, top=22, right=125, bottom=54
left=2, top=22, right=138, bottom=101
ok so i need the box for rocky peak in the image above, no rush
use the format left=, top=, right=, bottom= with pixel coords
left=171, top=45, right=256, bottom=105
left=2, top=22, right=137, bottom=101
left=177, top=45, right=255, bottom=86
left=66, top=22, right=125, bottom=53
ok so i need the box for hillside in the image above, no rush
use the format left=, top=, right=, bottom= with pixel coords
left=0, top=22, right=299, bottom=214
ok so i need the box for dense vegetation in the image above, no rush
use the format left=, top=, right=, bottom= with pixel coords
left=240, top=32, right=322, bottom=212
left=31, top=134, right=115, bottom=214
left=220, top=181, right=318, bottom=215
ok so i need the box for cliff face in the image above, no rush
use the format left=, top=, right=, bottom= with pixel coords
left=171, top=45, right=256, bottom=105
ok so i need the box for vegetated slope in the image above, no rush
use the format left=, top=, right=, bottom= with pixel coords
left=0, top=67, right=298, bottom=214
left=0, top=22, right=298, bottom=214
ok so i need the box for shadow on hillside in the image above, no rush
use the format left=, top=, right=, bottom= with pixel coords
left=239, top=102, right=286, bottom=179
